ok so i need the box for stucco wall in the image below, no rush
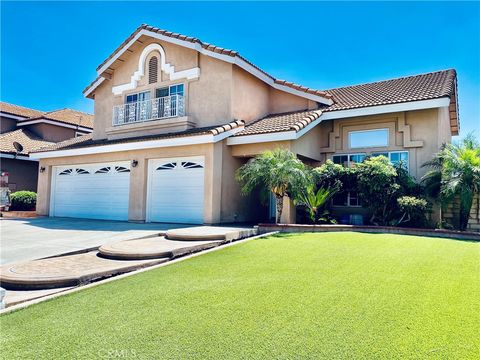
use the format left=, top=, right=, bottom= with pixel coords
left=27, top=123, right=78, bottom=143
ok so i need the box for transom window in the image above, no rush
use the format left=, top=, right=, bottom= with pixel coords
left=349, top=128, right=389, bottom=149
left=126, top=91, right=150, bottom=103
left=332, top=153, right=366, bottom=167
left=155, top=84, right=184, bottom=98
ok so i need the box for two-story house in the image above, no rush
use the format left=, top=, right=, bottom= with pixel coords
left=32, top=24, right=459, bottom=224
left=0, top=102, right=93, bottom=191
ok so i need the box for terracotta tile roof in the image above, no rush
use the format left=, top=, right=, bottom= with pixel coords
left=86, top=24, right=332, bottom=100
left=33, top=120, right=244, bottom=153
left=0, top=102, right=44, bottom=119
left=237, top=69, right=459, bottom=137
left=0, top=129, right=54, bottom=155
left=321, top=69, right=457, bottom=112
left=234, top=110, right=322, bottom=136
left=24, top=108, right=94, bottom=129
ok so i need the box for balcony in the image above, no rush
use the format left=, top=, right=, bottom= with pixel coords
left=112, top=95, right=185, bottom=126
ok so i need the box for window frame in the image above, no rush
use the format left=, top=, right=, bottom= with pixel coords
left=332, top=153, right=366, bottom=167
left=348, top=128, right=389, bottom=149
left=371, top=150, right=409, bottom=171
left=155, top=83, right=184, bottom=98
left=332, top=191, right=362, bottom=208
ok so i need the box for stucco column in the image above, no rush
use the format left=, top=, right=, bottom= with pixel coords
left=280, top=196, right=296, bottom=224
left=204, top=142, right=223, bottom=224
left=36, top=161, right=51, bottom=216
left=128, top=158, right=147, bottom=222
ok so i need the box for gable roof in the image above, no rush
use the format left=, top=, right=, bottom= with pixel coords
left=236, top=69, right=459, bottom=137
left=83, top=24, right=333, bottom=104
left=23, top=108, right=94, bottom=129
left=0, top=129, right=54, bottom=155
left=0, top=102, right=44, bottom=119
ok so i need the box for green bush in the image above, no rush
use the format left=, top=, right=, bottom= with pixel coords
left=396, top=196, right=429, bottom=228
left=10, top=191, right=37, bottom=211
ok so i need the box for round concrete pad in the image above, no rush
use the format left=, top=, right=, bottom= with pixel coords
left=166, top=226, right=257, bottom=241
left=0, top=252, right=168, bottom=290
left=99, top=236, right=222, bottom=260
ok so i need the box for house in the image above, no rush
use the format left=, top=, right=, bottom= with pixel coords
left=31, top=24, right=459, bottom=224
left=0, top=102, right=93, bottom=191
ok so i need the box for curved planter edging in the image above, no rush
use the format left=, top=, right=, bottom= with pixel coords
left=257, top=224, right=480, bottom=241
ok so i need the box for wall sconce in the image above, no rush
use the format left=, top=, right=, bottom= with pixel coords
left=131, top=160, right=138, bottom=168
left=39, top=167, right=46, bottom=173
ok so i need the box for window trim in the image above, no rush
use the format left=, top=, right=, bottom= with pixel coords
left=348, top=128, right=389, bottom=149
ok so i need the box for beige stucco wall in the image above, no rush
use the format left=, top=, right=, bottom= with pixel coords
left=91, top=38, right=319, bottom=142
left=316, top=109, right=444, bottom=179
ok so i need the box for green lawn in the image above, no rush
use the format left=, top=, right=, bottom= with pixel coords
left=1, top=232, right=479, bottom=359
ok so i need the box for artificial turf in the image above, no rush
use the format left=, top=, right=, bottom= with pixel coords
left=1, top=232, right=479, bottom=359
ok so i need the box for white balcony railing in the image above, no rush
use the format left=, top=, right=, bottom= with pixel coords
left=112, top=95, right=185, bottom=126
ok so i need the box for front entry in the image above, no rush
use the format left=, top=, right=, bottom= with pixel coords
left=146, top=157, right=205, bottom=224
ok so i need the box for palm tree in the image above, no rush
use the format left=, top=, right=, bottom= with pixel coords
left=295, top=185, right=338, bottom=223
left=236, top=148, right=309, bottom=223
left=422, top=133, right=480, bottom=230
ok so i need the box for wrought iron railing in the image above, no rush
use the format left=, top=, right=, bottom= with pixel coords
left=112, top=95, right=185, bottom=126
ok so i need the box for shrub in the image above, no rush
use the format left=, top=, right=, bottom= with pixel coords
left=396, top=196, right=429, bottom=227
left=10, top=191, right=36, bottom=211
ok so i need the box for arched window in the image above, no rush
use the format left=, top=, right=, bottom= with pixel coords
left=148, top=56, right=158, bottom=84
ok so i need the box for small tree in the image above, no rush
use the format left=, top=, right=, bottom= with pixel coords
left=356, top=156, right=400, bottom=225
left=422, top=133, right=480, bottom=230
left=236, top=148, right=309, bottom=223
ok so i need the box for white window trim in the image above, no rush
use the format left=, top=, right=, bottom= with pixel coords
left=348, top=128, right=389, bottom=149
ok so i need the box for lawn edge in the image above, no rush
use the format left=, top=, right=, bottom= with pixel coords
left=0, top=231, right=278, bottom=315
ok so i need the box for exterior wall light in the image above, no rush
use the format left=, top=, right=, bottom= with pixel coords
left=131, top=160, right=138, bottom=168
left=39, top=167, right=46, bottom=173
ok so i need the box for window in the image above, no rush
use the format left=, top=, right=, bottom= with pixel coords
left=155, top=84, right=184, bottom=98
left=349, top=128, right=389, bottom=149
left=372, top=151, right=409, bottom=170
left=148, top=56, right=158, bottom=84
left=332, top=191, right=361, bottom=207
left=332, top=153, right=366, bottom=167
left=126, top=91, right=150, bottom=103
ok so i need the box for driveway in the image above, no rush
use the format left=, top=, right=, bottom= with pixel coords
left=0, top=218, right=189, bottom=265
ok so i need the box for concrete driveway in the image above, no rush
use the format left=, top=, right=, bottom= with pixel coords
left=0, top=218, right=189, bottom=265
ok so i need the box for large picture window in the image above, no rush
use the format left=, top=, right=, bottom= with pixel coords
left=349, top=128, right=389, bottom=149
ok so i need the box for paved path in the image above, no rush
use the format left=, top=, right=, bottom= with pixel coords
left=0, top=218, right=188, bottom=265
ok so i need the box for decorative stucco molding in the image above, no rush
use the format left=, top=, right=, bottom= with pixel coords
left=319, top=112, right=423, bottom=153
left=112, top=43, right=200, bottom=95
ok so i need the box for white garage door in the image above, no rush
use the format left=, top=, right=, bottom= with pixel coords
left=147, top=157, right=205, bottom=224
left=50, top=162, right=130, bottom=221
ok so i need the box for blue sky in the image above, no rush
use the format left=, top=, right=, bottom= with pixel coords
left=1, top=1, right=479, bottom=137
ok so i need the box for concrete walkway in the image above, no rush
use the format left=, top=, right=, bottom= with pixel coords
left=0, top=218, right=189, bottom=265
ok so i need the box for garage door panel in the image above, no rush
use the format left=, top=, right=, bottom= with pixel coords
left=148, top=158, right=205, bottom=224
left=51, top=163, right=130, bottom=221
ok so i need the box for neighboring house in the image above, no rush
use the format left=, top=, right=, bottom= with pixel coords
left=0, top=102, right=93, bottom=191
left=31, top=24, right=459, bottom=224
